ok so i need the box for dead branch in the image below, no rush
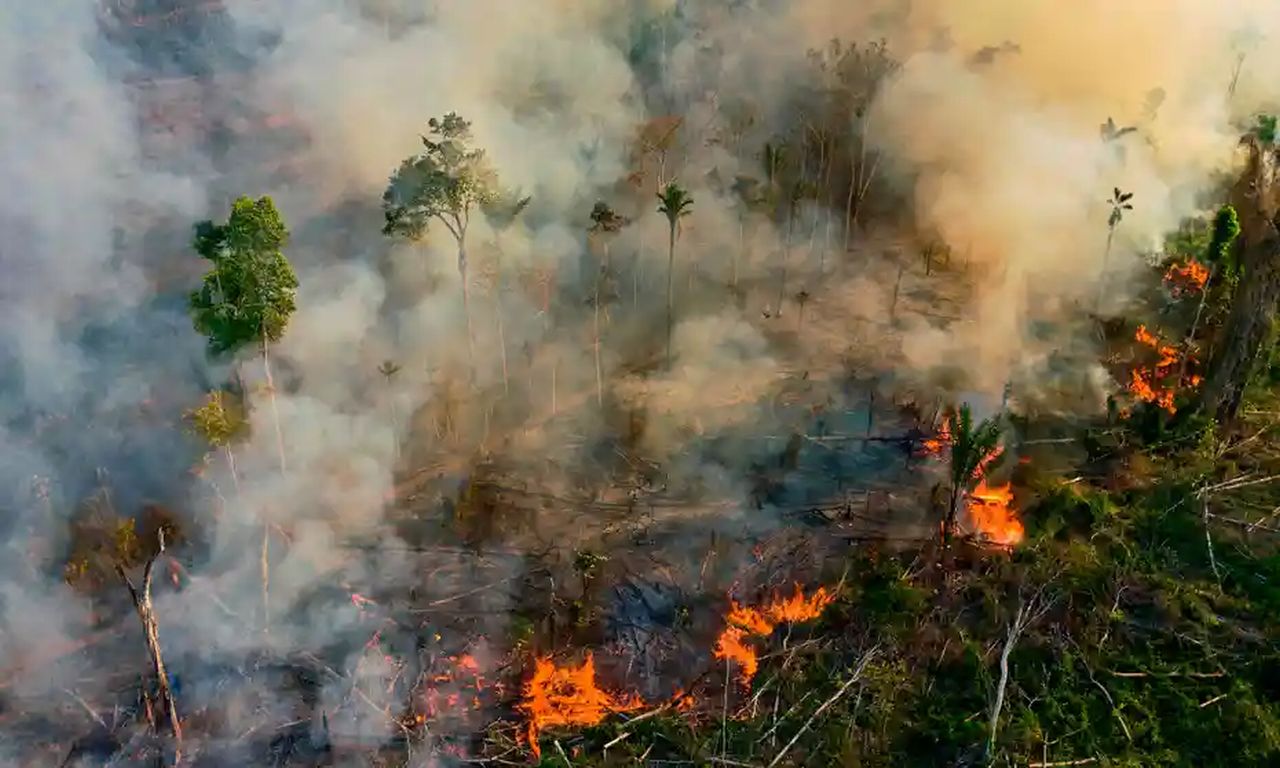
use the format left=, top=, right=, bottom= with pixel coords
left=1028, top=759, right=1098, bottom=767
left=987, top=590, right=1054, bottom=761
left=117, top=527, right=181, bottom=765
left=765, top=646, right=879, bottom=768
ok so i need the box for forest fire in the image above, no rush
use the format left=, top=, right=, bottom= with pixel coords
left=521, top=654, right=642, bottom=758
left=966, top=481, right=1023, bottom=546
left=713, top=585, right=835, bottom=687
left=1164, top=260, right=1211, bottom=297
left=1128, top=324, right=1199, bottom=414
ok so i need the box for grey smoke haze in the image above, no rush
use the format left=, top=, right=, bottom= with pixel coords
left=2, top=0, right=1279, bottom=762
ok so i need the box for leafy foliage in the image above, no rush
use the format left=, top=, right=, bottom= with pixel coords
left=656, top=181, right=693, bottom=230
left=189, top=196, right=298, bottom=355
left=383, top=112, right=499, bottom=249
left=1256, top=114, right=1278, bottom=145
left=1206, top=204, right=1242, bottom=278
left=949, top=403, right=1002, bottom=494
left=185, top=390, right=246, bottom=448
left=1108, top=187, right=1135, bottom=229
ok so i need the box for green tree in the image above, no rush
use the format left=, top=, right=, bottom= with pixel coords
left=944, top=404, right=1002, bottom=553
left=383, top=113, right=500, bottom=369
left=1198, top=136, right=1280, bottom=424
left=189, top=195, right=297, bottom=632
left=657, top=182, right=693, bottom=368
left=190, top=195, right=296, bottom=475
left=186, top=390, right=247, bottom=499
left=589, top=201, right=628, bottom=406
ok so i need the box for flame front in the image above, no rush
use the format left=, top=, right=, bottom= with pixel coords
left=966, top=480, right=1023, bottom=546
left=713, top=585, right=834, bottom=688
left=1128, top=324, right=1197, bottom=414
left=521, top=653, right=641, bottom=758
left=1164, top=260, right=1210, bottom=297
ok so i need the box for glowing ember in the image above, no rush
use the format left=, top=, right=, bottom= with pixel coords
left=714, top=585, right=834, bottom=687
left=966, top=480, right=1024, bottom=546
left=1164, top=260, right=1210, bottom=297
left=521, top=653, right=641, bottom=758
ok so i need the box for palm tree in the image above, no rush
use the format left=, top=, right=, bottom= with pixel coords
left=658, top=182, right=693, bottom=367
left=589, top=201, right=628, bottom=406
left=377, top=360, right=402, bottom=458
left=944, top=404, right=1002, bottom=553
left=1096, top=187, right=1134, bottom=312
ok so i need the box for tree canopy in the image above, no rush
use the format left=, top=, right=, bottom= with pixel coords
left=383, top=112, right=499, bottom=248
left=189, top=196, right=298, bottom=355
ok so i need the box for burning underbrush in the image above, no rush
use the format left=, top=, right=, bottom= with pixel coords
left=1127, top=323, right=1201, bottom=415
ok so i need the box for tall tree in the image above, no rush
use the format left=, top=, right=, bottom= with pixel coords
left=1197, top=135, right=1280, bottom=424
left=481, top=191, right=532, bottom=394
left=589, top=201, right=627, bottom=406
left=383, top=113, right=499, bottom=370
left=1095, top=187, right=1134, bottom=311
left=658, top=182, right=694, bottom=368
left=945, top=404, right=1002, bottom=553
left=189, top=194, right=297, bottom=631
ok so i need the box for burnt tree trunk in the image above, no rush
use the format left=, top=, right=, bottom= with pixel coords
left=118, top=531, right=182, bottom=765
left=1199, top=138, right=1280, bottom=425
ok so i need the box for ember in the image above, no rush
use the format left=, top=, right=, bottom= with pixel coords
left=521, top=653, right=641, bottom=758
left=966, top=481, right=1024, bottom=546
left=714, top=585, right=834, bottom=687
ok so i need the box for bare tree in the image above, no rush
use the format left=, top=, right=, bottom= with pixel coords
left=118, top=528, right=182, bottom=765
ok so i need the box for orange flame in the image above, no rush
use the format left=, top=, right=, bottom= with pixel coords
left=922, top=415, right=953, bottom=455
left=1164, top=260, right=1210, bottom=297
left=521, top=654, right=641, bottom=758
left=1128, top=324, right=1195, bottom=414
left=713, top=585, right=834, bottom=687
left=967, top=480, right=1024, bottom=546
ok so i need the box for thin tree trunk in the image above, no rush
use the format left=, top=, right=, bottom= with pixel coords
left=666, top=223, right=677, bottom=367
left=496, top=293, right=509, bottom=395
left=494, top=234, right=509, bottom=395
left=223, top=445, right=240, bottom=497
left=843, top=154, right=857, bottom=255
left=777, top=147, right=809, bottom=317
left=119, top=533, right=182, bottom=765
left=261, top=336, right=287, bottom=475
left=986, top=599, right=1029, bottom=761
left=1095, top=227, right=1116, bottom=314
left=594, top=258, right=604, bottom=408
left=1177, top=264, right=1216, bottom=385
left=260, top=335, right=285, bottom=635
left=733, top=213, right=744, bottom=290
left=458, top=242, right=475, bottom=374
